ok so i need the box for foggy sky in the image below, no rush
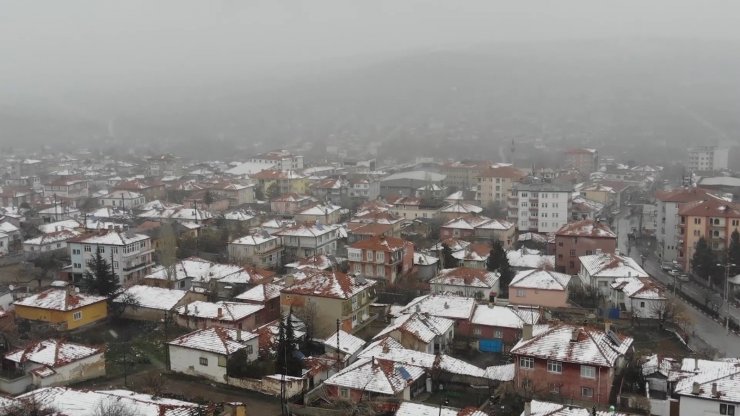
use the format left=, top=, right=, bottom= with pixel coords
left=3, top=0, right=740, bottom=100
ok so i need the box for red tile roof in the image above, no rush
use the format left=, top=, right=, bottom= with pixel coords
left=678, top=195, right=740, bottom=217
left=350, top=235, right=410, bottom=252
left=555, top=219, right=617, bottom=238
left=656, top=187, right=712, bottom=203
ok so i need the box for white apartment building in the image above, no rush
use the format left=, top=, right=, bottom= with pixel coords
left=227, top=231, right=283, bottom=269
left=508, top=182, right=572, bottom=233
left=275, top=223, right=339, bottom=261
left=248, top=150, right=304, bottom=171
left=68, top=230, right=155, bottom=285
left=688, top=145, right=729, bottom=172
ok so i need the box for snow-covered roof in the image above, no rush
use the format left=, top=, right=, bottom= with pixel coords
left=510, top=269, right=571, bottom=291
left=392, top=294, right=475, bottom=321
left=297, top=204, right=341, bottom=216
left=522, top=400, right=630, bottom=416
left=439, top=202, right=483, bottom=214
left=472, top=305, right=541, bottom=328
left=485, top=363, right=516, bottom=382
left=579, top=252, right=648, bottom=278
left=226, top=161, right=275, bottom=176
left=113, top=285, right=188, bottom=311
left=14, top=289, right=106, bottom=311
left=234, top=283, right=283, bottom=303
left=176, top=301, right=263, bottom=321
left=556, top=219, right=616, bottom=238
left=511, top=325, right=633, bottom=368
left=0, top=222, right=20, bottom=233
left=395, top=402, right=487, bottom=416
left=507, top=248, right=555, bottom=270
left=431, top=267, right=499, bottom=289
left=674, top=359, right=740, bottom=403
left=168, top=326, right=257, bottom=355
left=276, top=223, right=338, bottom=237
left=5, top=339, right=101, bottom=368
left=374, top=312, right=454, bottom=344
left=323, top=330, right=366, bottom=358
left=230, top=232, right=279, bottom=246
left=70, top=230, right=149, bottom=246
left=282, top=270, right=375, bottom=300
left=323, top=357, right=425, bottom=395
left=359, top=338, right=491, bottom=380
left=222, top=209, right=256, bottom=221
left=145, top=257, right=256, bottom=284
left=23, top=229, right=80, bottom=246
left=37, top=220, right=81, bottom=234
left=285, top=255, right=334, bottom=271
left=611, top=278, right=665, bottom=300
left=413, top=252, right=439, bottom=266
left=16, top=387, right=205, bottom=416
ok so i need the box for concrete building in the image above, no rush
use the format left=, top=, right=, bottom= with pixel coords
left=564, top=148, right=598, bottom=173
left=168, top=327, right=258, bottom=383
left=98, top=190, right=146, bottom=209
left=228, top=232, right=283, bottom=269
left=554, top=219, right=617, bottom=275
left=347, top=236, right=414, bottom=285
left=655, top=187, right=713, bottom=262
left=68, top=230, right=155, bottom=285
left=678, top=196, right=740, bottom=273
left=249, top=149, right=304, bottom=171
left=476, top=164, right=526, bottom=206
left=688, top=145, right=729, bottom=172
left=508, top=182, right=572, bottom=234
left=440, top=160, right=491, bottom=190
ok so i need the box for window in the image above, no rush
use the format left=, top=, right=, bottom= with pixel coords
left=581, top=387, right=593, bottom=398
left=549, top=383, right=561, bottom=394
left=494, top=330, right=502, bottom=338
left=340, top=388, right=350, bottom=398
left=521, top=378, right=532, bottom=389
left=366, top=251, right=373, bottom=262
left=581, top=365, right=596, bottom=379
left=720, top=403, right=736, bottom=415
left=246, top=345, right=253, bottom=355
left=520, top=357, right=534, bottom=369
left=640, top=301, right=645, bottom=308
left=199, top=357, right=208, bottom=366
left=98, top=247, right=105, bottom=254
left=84, top=245, right=92, bottom=252
left=694, top=218, right=701, bottom=225
left=73, top=311, right=82, bottom=321
left=474, top=327, right=481, bottom=336
left=376, top=252, right=384, bottom=263
left=72, top=249, right=81, bottom=255
left=516, top=289, right=526, bottom=297
left=547, top=361, right=562, bottom=373
left=354, top=264, right=362, bottom=274
left=570, top=249, right=576, bottom=256
left=113, top=261, right=118, bottom=269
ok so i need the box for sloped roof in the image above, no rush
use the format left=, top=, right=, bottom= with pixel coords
left=350, top=235, right=410, bottom=252
left=611, top=278, right=665, bottom=300
left=579, top=253, right=648, bottom=278
left=5, top=339, right=101, bottom=368
left=511, top=325, right=633, bottom=367
left=235, top=283, right=283, bottom=303
left=176, top=301, right=263, bottom=321
left=678, top=194, right=740, bottom=217
left=431, top=267, right=499, bottom=289
left=471, top=305, right=540, bottom=328
left=281, top=270, right=375, bottom=300
left=168, top=326, right=257, bottom=355
left=555, top=219, right=616, bottom=238
left=655, top=187, right=712, bottom=203
left=113, top=285, right=188, bottom=311
left=392, top=294, right=475, bottom=321
left=323, top=357, right=425, bottom=395
left=507, top=248, right=555, bottom=270
left=374, top=312, right=454, bottom=344
left=323, top=330, right=366, bottom=358
left=14, top=289, right=106, bottom=311
left=510, top=269, right=571, bottom=291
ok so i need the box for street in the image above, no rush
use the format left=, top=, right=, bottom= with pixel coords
left=617, top=210, right=740, bottom=358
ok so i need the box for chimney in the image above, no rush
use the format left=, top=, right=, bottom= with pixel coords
left=595, top=248, right=603, bottom=255
left=711, top=382, right=718, bottom=396
left=694, top=357, right=699, bottom=371
left=524, top=401, right=531, bottom=416
left=237, top=328, right=242, bottom=341
left=692, top=382, right=701, bottom=395
left=522, top=324, right=533, bottom=340
left=614, top=248, right=620, bottom=256
left=65, top=284, right=75, bottom=296
left=217, top=307, right=223, bottom=318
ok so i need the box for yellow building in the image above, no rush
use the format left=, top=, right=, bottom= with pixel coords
left=579, top=183, right=616, bottom=206
left=14, top=287, right=108, bottom=330
left=476, top=165, right=526, bottom=207
left=678, top=196, right=740, bottom=272
left=250, top=169, right=308, bottom=196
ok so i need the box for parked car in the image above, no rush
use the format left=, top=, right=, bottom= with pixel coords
left=676, top=273, right=690, bottom=282
left=661, top=261, right=676, bottom=271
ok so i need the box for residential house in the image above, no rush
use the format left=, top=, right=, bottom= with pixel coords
left=391, top=294, right=476, bottom=337
left=555, top=219, right=617, bottom=275
left=68, top=230, right=155, bottom=285
left=508, top=182, right=573, bottom=233
left=2, top=339, right=105, bottom=393
left=430, top=267, right=500, bottom=300
left=112, top=285, right=196, bottom=321
left=610, top=278, right=666, bottom=319
left=413, top=252, right=439, bottom=281
left=43, top=177, right=89, bottom=201
left=15, top=387, right=209, bottom=415
left=270, top=193, right=315, bottom=215
left=452, top=242, right=491, bottom=269
left=396, top=402, right=488, bottom=416
left=234, top=282, right=283, bottom=323
left=509, top=269, right=572, bottom=308
left=207, top=181, right=255, bottom=206
left=373, top=312, right=454, bottom=354
left=349, top=178, right=380, bottom=201
left=380, top=170, right=446, bottom=197
left=439, top=215, right=515, bottom=247
left=471, top=305, right=541, bottom=352
left=311, top=177, right=349, bottom=205
left=168, top=326, right=258, bottom=383
left=249, top=149, right=304, bottom=171
left=13, top=287, right=107, bottom=331
left=23, top=229, right=81, bottom=256
left=322, top=330, right=366, bottom=364
left=564, top=148, right=598, bottom=173
left=578, top=251, right=649, bottom=296
left=250, top=170, right=308, bottom=196
left=228, top=232, right=283, bottom=269
left=280, top=270, right=377, bottom=337
left=473, top=218, right=516, bottom=248
left=97, top=190, right=146, bottom=209
left=571, top=195, right=606, bottom=221
left=677, top=195, right=740, bottom=273
left=276, top=223, right=340, bottom=262
left=520, top=400, right=630, bottom=416
left=294, top=203, right=343, bottom=225
left=115, top=178, right=166, bottom=201
left=347, top=236, right=414, bottom=285
left=38, top=204, right=81, bottom=223
left=142, top=257, right=264, bottom=296
left=507, top=248, right=555, bottom=272
left=147, top=153, right=181, bottom=176
left=476, top=164, right=527, bottom=207
left=511, top=324, right=633, bottom=405
left=285, top=254, right=334, bottom=274
left=386, top=195, right=443, bottom=220
left=578, top=183, right=616, bottom=207
left=175, top=300, right=264, bottom=331
left=673, top=358, right=740, bottom=416
left=440, top=160, right=491, bottom=190
left=438, top=201, right=484, bottom=221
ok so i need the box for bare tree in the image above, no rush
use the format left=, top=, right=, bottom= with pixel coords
left=140, top=372, right=166, bottom=397
left=157, top=221, right=178, bottom=284
left=110, top=292, right=141, bottom=319
left=0, top=397, right=57, bottom=416
left=92, top=399, right=141, bottom=416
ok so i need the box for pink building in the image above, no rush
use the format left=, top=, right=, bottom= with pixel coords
left=508, top=269, right=572, bottom=308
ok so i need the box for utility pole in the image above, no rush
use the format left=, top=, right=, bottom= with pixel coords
left=718, top=261, right=735, bottom=333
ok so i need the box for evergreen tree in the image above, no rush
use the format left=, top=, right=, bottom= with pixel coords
left=692, top=237, right=717, bottom=286
left=487, top=240, right=513, bottom=298
left=80, top=252, right=120, bottom=297
left=275, top=315, right=287, bottom=374
left=729, top=229, right=740, bottom=276
left=275, top=311, right=302, bottom=377
left=441, top=243, right=457, bottom=269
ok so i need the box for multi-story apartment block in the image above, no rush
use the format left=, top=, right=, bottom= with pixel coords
left=281, top=270, right=377, bottom=337
left=511, top=324, right=633, bottom=406
left=564, top=148, right=598, bottom=173
left=347, top=236, right=414, bottom=285
left=43, top=177, right=89, bottom=201
left=228, top=231, right=283, bottom=269
left=249, top=150, right=304, bottom=171
left=440, top=160, right=492, bottom=190
left=508, top=182, right=572, bottom=234
left=68, top=230, right=155, bottom=285
left=275, top=223, right=339, bottom=261
left=688, top=145, right=729, bottom=172
left=555, top=219, right=617, bottom=275
left=678, top=196, right=740, bottom=273
left=476, top=164, right=526, bottom=207
left=349, top=178, right=380, bottom=201
left=655, top=187, right=713, bottom=262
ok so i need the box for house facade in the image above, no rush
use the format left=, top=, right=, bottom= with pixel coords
left=476, top=164, right=526, bottom=206
left=677, top=196, right=740, bottom=273
left=430, top=267, right=500, bottom=300
left=509, top=269, right=572, bottom=308
left=555, top=219, right=617, bottom=275
left=227, top=232, right=283, bottom=269
left=346, top=236, right=414, bottom=285
left=508, top=182, right=572, bottom=234
left=578, top=251, right=648, bottom=296
left=276, top=223, right=339, bottom=262
left=13, top=287, right=108, bottom=331
left=68, top=230, right=155, bottom=285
